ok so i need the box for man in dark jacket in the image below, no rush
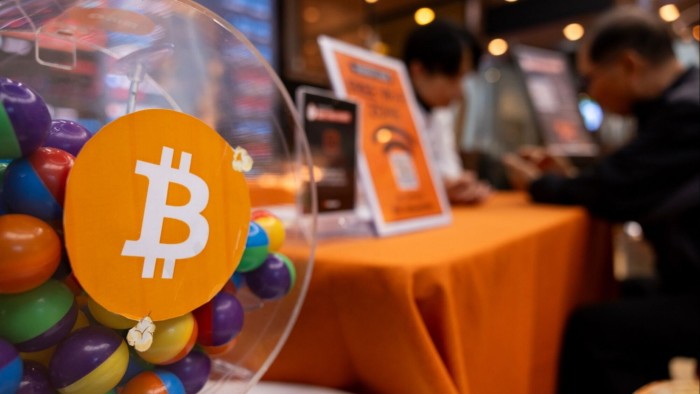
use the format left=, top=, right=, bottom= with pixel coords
left=503, top=6, right=699, bottom=394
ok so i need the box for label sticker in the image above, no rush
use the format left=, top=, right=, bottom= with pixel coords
left=64, top=109, right=250, bottom=321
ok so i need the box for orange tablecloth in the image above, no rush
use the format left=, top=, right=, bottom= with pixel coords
left=265, top=192, right=614, bottom=394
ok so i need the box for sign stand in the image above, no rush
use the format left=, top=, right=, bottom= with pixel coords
left=318, top=36, right=451, bottom=236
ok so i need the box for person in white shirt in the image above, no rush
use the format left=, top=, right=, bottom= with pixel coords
left=403, top=20, right=491, bottom=204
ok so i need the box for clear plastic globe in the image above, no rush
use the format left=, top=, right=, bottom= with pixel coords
left=0, top=1, right=316, bottom=392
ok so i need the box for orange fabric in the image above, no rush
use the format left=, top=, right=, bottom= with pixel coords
left=265, top=192, right=614, bottom=394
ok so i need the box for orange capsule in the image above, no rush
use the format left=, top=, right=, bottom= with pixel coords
left=0, top=214, right=61, bottom=294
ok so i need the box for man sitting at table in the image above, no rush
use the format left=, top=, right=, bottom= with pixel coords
left=403, top=20, right=492, bottom=205
left=502, top=6, right=699, bottom=394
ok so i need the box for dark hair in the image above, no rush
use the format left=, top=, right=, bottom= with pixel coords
left=402, top=20, right=482, bottom=76
left=586, top=6, right=676, bottom=65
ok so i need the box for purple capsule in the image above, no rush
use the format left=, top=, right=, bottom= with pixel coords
left=244, top=253, right=296, bottom=300
left=0, top=77, right=51, bottom=158
left=43, top=119, right=92, bottom=157
left=18, top=361, right=53, bottom=394
left=162, top=349, right=212, bottom=394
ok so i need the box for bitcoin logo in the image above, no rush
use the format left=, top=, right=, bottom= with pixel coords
left=64, top=109, right=250, bottom=321
left=121, top=146, right=209, bottom=279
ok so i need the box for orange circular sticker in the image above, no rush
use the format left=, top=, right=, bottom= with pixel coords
left=64, top=109, right=250, bottom=321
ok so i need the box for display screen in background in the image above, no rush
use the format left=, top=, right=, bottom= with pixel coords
left=578, top=96, right=604, bottom=132
left=513, top=45, right=599, bottom=157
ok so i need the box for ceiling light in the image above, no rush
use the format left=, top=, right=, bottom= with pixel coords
left=563, top=23, right=585, bottom=41
left=658, top=4, right=680, bottom=22
left=414, top=7, right=435, bottom=26
left=488, top=38, right=508, bottom=56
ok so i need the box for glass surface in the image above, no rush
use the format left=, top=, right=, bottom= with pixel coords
left=0, top=1, right=316, bottom=392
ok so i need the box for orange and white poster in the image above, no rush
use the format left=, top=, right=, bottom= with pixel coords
left=319, top=36, right=450, bottom=236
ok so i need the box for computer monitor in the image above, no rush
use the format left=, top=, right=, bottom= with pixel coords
left=512, top=44, right=599, bottom=157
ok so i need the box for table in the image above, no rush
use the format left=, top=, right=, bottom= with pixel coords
left=265, top=192, right=615, bottom=394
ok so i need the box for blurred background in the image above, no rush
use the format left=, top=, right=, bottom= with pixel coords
left=3, top=0, right=696, bottom=187
left=277, top=0, right=699, bottom=188
left=282, top=0, right=699, bottom=82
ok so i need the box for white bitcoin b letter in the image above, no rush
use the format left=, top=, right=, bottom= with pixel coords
left=122, top=146, right=209, bottom=279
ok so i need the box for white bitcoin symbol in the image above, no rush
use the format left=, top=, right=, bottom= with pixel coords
left=122, top=146, right=209, bottom=279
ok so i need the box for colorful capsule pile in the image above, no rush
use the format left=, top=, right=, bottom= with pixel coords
left=0, top=76, right=297, bottom=394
